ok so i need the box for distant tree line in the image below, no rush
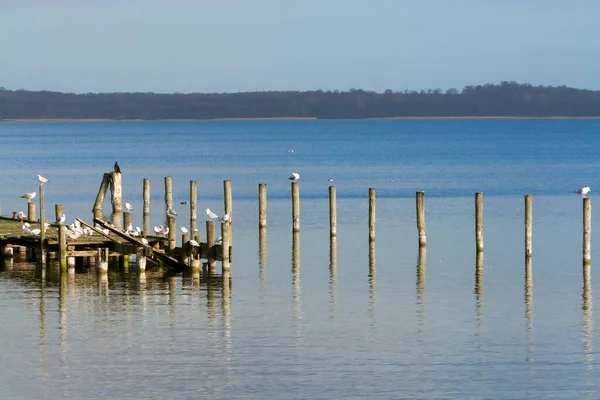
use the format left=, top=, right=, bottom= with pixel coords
left=1, top=82, right=600, bottom=120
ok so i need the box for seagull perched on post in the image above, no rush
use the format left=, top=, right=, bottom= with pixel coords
left=125, top=202, right=133, bottom=212
left=20, top=192, right=36, bottom=202
left=37, top=175, right=50, bottom=185
left=220, top=213, right=231, bottom=223
left=289, top=172, right=300, bottom=181
left=575, top=187, right=591, bottom=198
left=205, top=208, right=219, bottom=220
left=167, top=208, right=177, bottom=217
left=181, top=227, right=188, bottom=234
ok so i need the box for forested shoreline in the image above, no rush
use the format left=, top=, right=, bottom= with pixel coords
left=1, top=81, right=599, bottom=120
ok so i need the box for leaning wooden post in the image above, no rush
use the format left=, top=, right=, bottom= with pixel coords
left=55, top=204, right=67, bottom=271
left=416, top=191, right=426, bottom=247
left=123, top=211, right=132, bottom=231
left=206, top=220, right=216, bottom=274
left=292, top=182, right=300, bottom=233
left=93, top=173, right=111, bottom=222
left=258, top=183, right=267, bottom=229
left=329, top=186, right=337, bottom=238
left=190, top=180, right=197, bottom=240
left=369, top=188, right=376, bottom=243
left=475, top=192, right=484, bottom=253
left=583, top=197, right=592, bottom=267
left=110, top=171, right=123, bottom=229
left=27, top=202, right=36, bottom=223
left=39, top=183, right=46, bottom=265
left=221, top=221, right=231, bottom=273
left=143, top=178, right=150, bottom=236
left=525, top=194, right=532, bottom=259
left=167, top=215, right=176, bottom=251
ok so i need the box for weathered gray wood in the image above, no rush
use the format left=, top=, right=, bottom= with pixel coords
left=259, top=183, right=267, bottom=229
left=39, top=183, right=46, bottom=265
left=93, top=173, right=111, bottom=221
left=96, top=247, right=109, bottom=271
left=475, top=192, right=484, bottom=252
left=167, top=215, right=176, bottom=251
left=583, top=197, right=591, bottom=266
left=416, top=191, right=426, bottom=247
left=56, top=204, right=67, bottom=271
left=525, top=194, right=532, bottom=259
left=190, top=180, right=197, bottom=241
left=136, top=247, right=147, bottom=271
left=292, top=182, right=300, bottom=233
left=369, top=188, right=376, bottom=243
left=27, top=202, right=35, bottom=223
left=329, top=186, right=337, bottom=238
left=164, top=176, right=172, bottom=225
left=182, top=233, right=190, bottom=266
left=123, top=211, right=132, bottom=231
left=221, top=221, right=231, bottom=273
left=224, top=180, right=232, bottom=217
left=110, top=172, right=123, bottom=229
left=475, top=250, right=484, bottom=294
left=143, top=178, right=150, bottom=236
left=206, top=220, right=216, bottom=274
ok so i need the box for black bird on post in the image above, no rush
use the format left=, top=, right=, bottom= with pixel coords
left=114, top=162, right=121, bottom=174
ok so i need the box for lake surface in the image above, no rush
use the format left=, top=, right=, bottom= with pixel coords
left=1, top=119, right=599, bottom=399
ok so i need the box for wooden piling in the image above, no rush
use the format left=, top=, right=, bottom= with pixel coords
left=167, top=215, right=176, bottom=251
left=190, top=180, right=197, bottom=240
left=96, top=248, right=109, bottom=271
left=164, top=176, right=172, bottom=224
left=369, top=188, right=376, bottom=243
left=143, top=178, right=150, bottom=236
left=416, top=191, right=426, bottom=247
left=136, top=247, right=146, bottom=271
left=224, top=180, right=232, bottom=217
left=206, top=220, right=216, bottom=274
left=182, top=233, right=190, bottom=265
left=583, top=197, right=591, bottom=266
left=56, top=204, right=67, bottom=271
left=111, top=171, right=123, bottom=229
left=221, top=221, right=231, bottom=273
left=329, top=186, right=337, bottom=238
left=27, top=202, right=35, bottom=223
left=67, top=256, right=76, bottom=274
left=93, top=173, right=111, bottom=222
left=475, top=192, right=484, bottom=253
left=39, top=183, right=46, bottom=265
left=259, top=183, right=267, bottom=229
left=123, top=211, right=132, bottom=231
left=292, top=182, right=300, bottom=233
left=525, top=194, right=532, bottom=259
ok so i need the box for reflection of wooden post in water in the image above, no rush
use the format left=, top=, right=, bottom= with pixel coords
left=143, top=178, right=150, bottom=236
left=28, top=202, right=35, bottom=223
left=136, top=247, right=146, bottom=271
left=39, top=183, right=46, bottom=265
left=369, top=241, right=376, bottom=277
left=369, top=188, right=376, bottom=244
left=259, top=183, right=267, bottom=229
left=259, top=227, right=267, bottom=286
left=582, top=273, right=593, bottom=371
left=416, top=191, right=426, bottom=247
left=368, top=240, right=376, bottom=325
left=206, top=220, right=216, bottom=275
left=222, top=270, right=231, bottom=326
left=190, top=180, right=197, bottom=239
left=475, top=192, right=484, bottom=253
left=583, top=197, right=591, bottom=268
left=329, top=186, right=337, bottom=238
left=98, top=270, right=109, bottom=295
left=292, top=231, right=300, bottom=272
left=110, top=172, right=123, bottom=230
left=416, top=246, right=426, bottom=294
left=96, top=247, right=109, bottom=272
left=329, top=236, right=337, bottom=313
left=292, top=182, right=300, bottom=233
left=475, top=250, right=484, bottom=294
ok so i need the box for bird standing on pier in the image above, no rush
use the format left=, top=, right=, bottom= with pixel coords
left=181, top=227, right=189, bottom=234
left=167, top=208, right=177, bottom=217
left=220, top=213, right=231, bottom=223
left=575, top=187, right=591, bottom=198
left=20, top=192, right=36, bottom=203
left=114, top=162, right=121, bottom=173
left=289, top=172, right=300, bottom=181
left=37, top=175, right=50, bottom=185
left=125, top=202, right=133, bottom=211
left=17, top=211, right=26, bottom=221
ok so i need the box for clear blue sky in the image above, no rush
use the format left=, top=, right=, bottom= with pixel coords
left=1, top=0, right=599, bottom=93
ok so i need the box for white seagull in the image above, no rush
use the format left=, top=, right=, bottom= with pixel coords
left=181, top=227, right=189, bottom=234
left=125, top=202, right=133, bottom=211
left=205, top=208, right=219, bottom=220
left=220, top=213, right=231, bottom=223
left=141, top=238, right=149, bottom=245
left=57, top=214, right=66, bottom=224
left=167, top=208, right=177, bottom=217
left=154, top=225, right=164, bottom=234
left=37, top=175, right=50, bottom=184
left=17, top=211, right=26, bottom=221
left=575, top=187, right=591, bottom=198
left=289, top=172, right=300, bottom=181
left=189, top=239, right=200, bottom=247
left=20, top=192, right=36, bottom=202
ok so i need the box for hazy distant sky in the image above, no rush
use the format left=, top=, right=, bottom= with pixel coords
left=1, top=0, right=599, bottom=93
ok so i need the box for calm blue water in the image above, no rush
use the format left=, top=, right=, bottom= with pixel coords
left=1, top=119, right=599, bottom=399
